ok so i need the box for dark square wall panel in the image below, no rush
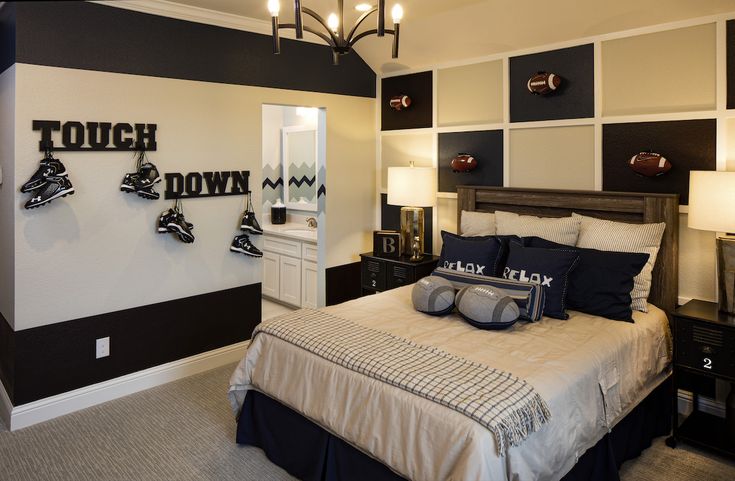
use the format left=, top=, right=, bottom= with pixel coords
left=728, top=20, right=735, bottom=109
left=381, top=194, right=433, bottom=253
left=381, top=71, right=433, bottom=131
left=438, top=130, right=503, bottom=193
left=602, top=119, right=716, bottom=205
left=510, top=44, right=594, bottom=122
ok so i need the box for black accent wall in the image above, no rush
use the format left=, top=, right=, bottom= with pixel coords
left=2, top=284, right=261, bottom=405
left=381, top=71, right=433, bottom=130
left=728, top=20, right=735, bottom=110
left=438, top=130, right=503, bottom=193
left=0, top=2, right=15, bottom=74
left=10, top=1, right=375, bottom=98
left=326, top=262, right=362, bottom=306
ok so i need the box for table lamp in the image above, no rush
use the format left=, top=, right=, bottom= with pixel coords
left=688, top=171, right=735, bottom=315
left=387, top=164, right=436, bottom=261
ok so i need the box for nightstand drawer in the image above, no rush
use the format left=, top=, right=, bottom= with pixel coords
left=387, top=264, right=414, bottom=289
left=675, top=317, right=735, bottom=379
left=361, top=258, right=386, bottom=291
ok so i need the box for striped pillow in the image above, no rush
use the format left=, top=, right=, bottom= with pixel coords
left=432, top=267, right=546, bottom=322
left=461, top=210, right=496, bottom=236
left=572, top=213, right=665, bottom=312
left=495, top=211, right=581, bottom=246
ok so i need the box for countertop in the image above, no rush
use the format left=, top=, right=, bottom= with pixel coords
left=262, top=222, right=317, bottom=242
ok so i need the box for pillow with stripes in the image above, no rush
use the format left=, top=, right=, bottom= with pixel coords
left=495, top=210, right=581, bottom=246
left=432, top=267, right=546, bottom=322
left=461, top=210, right=496, bottom=236
left=572, top=213, right=665, bottom=313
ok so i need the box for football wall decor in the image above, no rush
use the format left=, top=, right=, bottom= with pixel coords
left=33, top=119, right=157, bottom=151
left=628, top=152, right=672, bottom=177
left=164, top=170, right=250, bottom=200
left=389, top=95, right=412, bottom=111
left=527, top=72, right=562, bottom=95
left=450, top=153, right=477, bottom=173
left=438, top=130, right=503, bottom=193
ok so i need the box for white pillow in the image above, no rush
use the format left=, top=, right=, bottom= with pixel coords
left=495, top=210, right=581, bottom=246
left=461, top=210, right=496, bottom=236
left=572, top=213, right=665, bottom=313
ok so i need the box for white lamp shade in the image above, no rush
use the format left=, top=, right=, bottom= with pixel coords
left=387, top=166, right=436, bottom=207
left=688, top=171, right=735, bottom=232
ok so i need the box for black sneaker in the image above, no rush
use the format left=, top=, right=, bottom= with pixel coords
left=21, top=158, right=68, bottom=193
left=158, top=209, right=193, bottom=233
left=230, top=234, right=263, bottom=257
left=136, top=184, right=160, bottom=200
left=166, top=213, right=195, bottom=243
left=240, top=211, right=263, bottom=234
left=133, top=162, right=161, bottom=191
left=24, top=176, right=75, bottom=209
left=120, top=172, right=139, bottom=192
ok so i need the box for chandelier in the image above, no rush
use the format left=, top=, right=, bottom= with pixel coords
left=267, top=1, right=403, bottom=65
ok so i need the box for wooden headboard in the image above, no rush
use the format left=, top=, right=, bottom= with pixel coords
left=456, top=186, right=680, bottom=313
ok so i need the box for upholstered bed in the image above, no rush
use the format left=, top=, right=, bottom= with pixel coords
left=229, top=187, right=680, bottom=481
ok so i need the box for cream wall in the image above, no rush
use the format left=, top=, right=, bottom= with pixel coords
left=0, top=65, right=15, bottom=327
left=13, top=64, right=374, bottom=330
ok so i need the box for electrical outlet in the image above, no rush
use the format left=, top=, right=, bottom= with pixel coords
left=96, top=337, right=110, bottom=359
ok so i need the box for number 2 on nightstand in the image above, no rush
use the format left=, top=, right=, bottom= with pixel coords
left=703, top=358, right=712, bottom=370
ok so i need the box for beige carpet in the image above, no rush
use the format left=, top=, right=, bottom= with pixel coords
left=1, top=364, right=734, bottom=481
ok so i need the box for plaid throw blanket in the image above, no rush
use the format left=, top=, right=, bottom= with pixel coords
left=254, top=309, right=551, bottom=455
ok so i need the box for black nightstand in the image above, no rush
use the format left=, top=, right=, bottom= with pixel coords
left=359, top=252, right=440, bottom=295
left=666, top=300, right=735, bottom=458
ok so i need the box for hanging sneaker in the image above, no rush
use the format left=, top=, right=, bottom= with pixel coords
left=135, top=184, right=160, bottom=200
left=166, top=213, right=195, bottom=243
left=230, top=234, right=263, bottom=257
left=157, top=209, right=193, bottom=233
left=120, top=172, right=139, bottom=192
left=21, top=158, right=68, bottom=193
left=133, top=162, right=161, bottom=190
left=240, top=211, right=263, bottom=235
left=24, top=176, right=75, bottom=209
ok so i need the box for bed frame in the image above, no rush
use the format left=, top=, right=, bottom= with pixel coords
left=457, top=186, right=680, bottom=312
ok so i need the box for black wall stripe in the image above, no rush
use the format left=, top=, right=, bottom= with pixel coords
left=12, top=1, right=375, bottom=98
left=728, top=20, right=735, bottom=110
left=2, top=283, right=261, bottom=406
left=326, top=262, right=362, bottom=306
left=0, top=2, right=16, bottom=74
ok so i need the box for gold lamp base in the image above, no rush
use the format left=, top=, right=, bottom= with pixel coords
left=399, top=207, right=424, bottom=261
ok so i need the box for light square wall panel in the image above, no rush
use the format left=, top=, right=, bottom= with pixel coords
left=438, top=61, right=503, bottom=126
left=509, top=126, right=595, bottom=190
left=381, top=133, right=433, bottom=189
left=602, top=24, right=716, bottom=116
left=438, top=197, right=458, bottom=239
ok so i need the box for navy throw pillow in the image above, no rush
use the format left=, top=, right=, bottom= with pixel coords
left=523, top=237, right=649, bottom=322
left=439, top=231, right=504, bottom=277
left=502, top=242, right=579, bottom=319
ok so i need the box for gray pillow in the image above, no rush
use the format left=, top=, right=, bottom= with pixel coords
left=461, top=210, right=496, bottom=236
left=456, top=285, right=520, bottom=330
left=411, top=276, right=456, bottom=315
left=495, top=210, right=581, bottom=246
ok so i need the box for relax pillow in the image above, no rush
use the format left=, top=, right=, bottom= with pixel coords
left=439, top=231, right=504, bottom=277
left=502, top=242, right=579, bottom=319
left=495, top=210, right=581, bottom=246
left=455, top=285, right=520, bottom=330
left=572, top=213, right=665, bottom=313
left=461, top=210, right=496, bottom=236
left=524, top=237, right=649, bottom=322
left=432, top=267, right=545, bottom=322
left=411, top=276, right=456, bottom=316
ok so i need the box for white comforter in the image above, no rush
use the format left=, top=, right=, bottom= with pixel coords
left=229, top=286, right=671, bottom=481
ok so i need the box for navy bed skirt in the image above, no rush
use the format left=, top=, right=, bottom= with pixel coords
left=236, top=377, right=672, bottom=481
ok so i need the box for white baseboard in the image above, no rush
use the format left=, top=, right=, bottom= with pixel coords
left=4, top=340, right=249, bottom=432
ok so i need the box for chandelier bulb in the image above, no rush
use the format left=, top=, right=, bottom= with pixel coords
left=327, top=13, right=339, bottom=32
left=267, top=0, right=280, bottom=16
left=391, top=4, right=403, bottom=23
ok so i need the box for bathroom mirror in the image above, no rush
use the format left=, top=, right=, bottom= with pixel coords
left=282, top=126, right=318, bottom=212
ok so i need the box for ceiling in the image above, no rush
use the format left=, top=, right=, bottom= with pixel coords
left=170, top=0, right=735, bottom=73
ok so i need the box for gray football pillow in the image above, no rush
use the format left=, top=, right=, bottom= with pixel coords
left=411, top=276, right=456, bottom=316
left=456, top=285, right=520, bottom=330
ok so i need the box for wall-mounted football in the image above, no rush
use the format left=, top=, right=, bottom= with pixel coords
left=629, top=152, right=672, bottom=177
left=450, top=153, right=477, bottom=173
left=389, top=95, right=412, bottom=111
left=527, top=71, right=562, bottom=95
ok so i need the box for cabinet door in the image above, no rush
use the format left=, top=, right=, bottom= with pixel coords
left=302, top=260, right=318, bottom=309
left=262, top=252, right=280, bottom=299
left=280, top=256, right=302, bottom=306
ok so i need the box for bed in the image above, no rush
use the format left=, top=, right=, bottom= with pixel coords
left=230, top=186, right=680, bottom=481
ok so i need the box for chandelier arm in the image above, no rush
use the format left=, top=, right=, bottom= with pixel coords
left=278, top=23, right=336, bottom=47
left=348, top=28, right=395, bottom=48
left=302, top=7, right=341, bottom=46
left=345, top=8, right=378, bottom=44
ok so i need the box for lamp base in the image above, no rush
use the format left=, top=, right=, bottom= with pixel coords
left=399, top=207, right=424, bottom=260
left=717, top=236, right=735, bottom=315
